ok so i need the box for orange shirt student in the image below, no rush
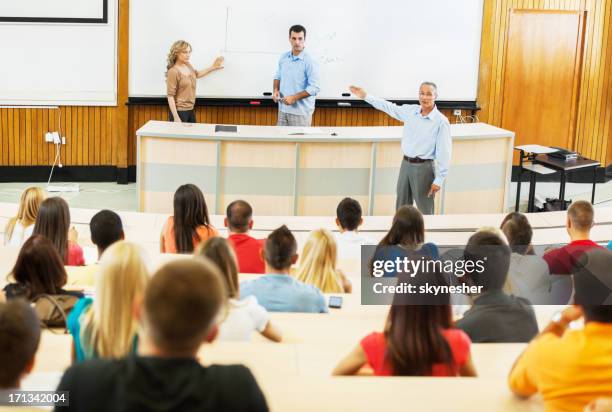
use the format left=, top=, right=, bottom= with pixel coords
left=160, top=184, right=218, bottom=254
left=509, top=253, right=612, bottom=412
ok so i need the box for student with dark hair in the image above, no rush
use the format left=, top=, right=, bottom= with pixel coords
left=0, top=299, right=41, bottom=389
left=543, top=200, right=604, bottom=274
left=371, top=205, right=438, bottom=277
left=198, top=237, right=281, bottom=342
left=90, top=209, right=124, bottom=259
left=509, top=248, right=612, bottom=411
left=160, top=184, right=218, bottom=254
left=33, top=196, right=84, bottom=266
left=225, top=200, right=265, bottom=273
left=333, top=272, right=476, bottom=377
left=455, top=230, right=538, bottom=343
left=55, top=258, right=269, bottom=412
left=334, top=197, right=375, bottom=259
left=3, top=235, right=83, bottom=300
left=501, top=212, right=571, bottom=304
left=240, top=225, right=327, bottom=313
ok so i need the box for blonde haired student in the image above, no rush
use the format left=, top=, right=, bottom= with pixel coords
left=67, top=241, right=149, bottom=361
left=295, top=229, right=352, bottom=293
left=198, top=237, right=281, bottom=342
left=4, top=187, right=44, bottom=247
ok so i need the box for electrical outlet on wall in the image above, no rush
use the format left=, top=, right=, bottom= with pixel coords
left=453, top=109, right=462, bottom=116
left=45, top=132, right=53, bottom=142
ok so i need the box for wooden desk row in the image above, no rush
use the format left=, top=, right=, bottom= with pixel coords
left=34, top=331, right=526, bottom=380
left=21, top=372, right=541, bottom=412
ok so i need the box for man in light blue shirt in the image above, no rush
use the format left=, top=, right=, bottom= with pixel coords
left=272, top=25, right=320, bottom=127
left=240, top=225, right=327, bottom=313
left=350, top=83, right=451, bottom=214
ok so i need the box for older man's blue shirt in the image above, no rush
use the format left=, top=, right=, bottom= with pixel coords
left=365, top=95, right=452, bottom=186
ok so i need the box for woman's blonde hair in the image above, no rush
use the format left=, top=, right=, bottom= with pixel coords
left=4, top=187, right=45, bottom=243
left=166, top=40, right=192, bottom=71
left=295, top=229, right=344, bottom=293
left=82, top=241, right=149, bottom=359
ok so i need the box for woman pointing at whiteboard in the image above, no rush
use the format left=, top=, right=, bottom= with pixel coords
left=166, top=40, right=224, bottom=123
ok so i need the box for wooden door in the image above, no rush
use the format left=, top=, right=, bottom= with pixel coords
left=501, top=10, right=585, bottom=162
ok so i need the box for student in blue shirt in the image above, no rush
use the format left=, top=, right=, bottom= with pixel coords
left=349, top=83, right=451, bottom=215
left=272, top=24, right=320, bottom=127
left=240, top=225, right=328, bottom=313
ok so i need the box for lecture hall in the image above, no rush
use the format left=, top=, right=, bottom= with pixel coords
left=1, top=0, right=612, bottom=411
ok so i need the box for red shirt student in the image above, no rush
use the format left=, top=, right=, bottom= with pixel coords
left=225, top=200, right=265, bottom=274
left=543, top=200, right=604, bottom=275
left=333, top=273, right=476, bottom=377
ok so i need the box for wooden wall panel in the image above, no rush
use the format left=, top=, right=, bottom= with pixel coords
left=478, top=0, right=612, bottom=165
left=2, top=0, right=610, bottom=168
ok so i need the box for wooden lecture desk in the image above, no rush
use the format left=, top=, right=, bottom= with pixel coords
left=136, top=121, right=515, bottom=215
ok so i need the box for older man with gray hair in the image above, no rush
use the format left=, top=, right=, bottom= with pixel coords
left=350, top=82, right=451, bottom=214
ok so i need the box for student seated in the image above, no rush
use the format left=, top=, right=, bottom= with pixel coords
left=225, top=200, right=265, bottom=273
left=3, top=235, right=83, bottom=300
left=0, top=299, right=41, bottom=390
left=501, top=212, right=572, bottom=304
left=509, top=249, right=612, bottom=411
left=55, top=258, right=268, bottom=412
left=371, top=205, right=439, bottom=277
left=333, top=273, right=476, bottom=376
left=295, top=229, right=352, bottom=293
left=90, top=209, right=124, bottom=260
left=198, top=237, right=281, bottom=342
left=240, top=225, right=328, bottom=313
left=160, top=184, right=218, bottom=254
left=455, top=230, right=539, bottom=343
left=543, top=200, right=604, bottom=274
left=33, top=196, right=84, bottom=266
left=334, top=197, right=375, bottom=260
left=3, top=186, right=44, bottom=247
left=67, top=241, right=148, bottom=361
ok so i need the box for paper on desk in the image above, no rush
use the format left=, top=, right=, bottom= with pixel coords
left=515, top=144, right=558, bottom=154
left=286, top=127, right=326, bottom=135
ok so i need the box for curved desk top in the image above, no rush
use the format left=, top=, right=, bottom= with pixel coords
left=136, top=120, right=514, bottom=143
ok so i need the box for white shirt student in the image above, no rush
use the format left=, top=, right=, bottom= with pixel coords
left=334, top=197, right=376, bottom=260
left=335, top=231, right=376, bottom=260
left=4, top=223, right=35, bottom=247
left=217, top=296, right=270, bottom=342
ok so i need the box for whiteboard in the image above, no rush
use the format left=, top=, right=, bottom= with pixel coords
left=0, top=0, right=117, bottom=106
left=129, top=0, right=484, bottom=102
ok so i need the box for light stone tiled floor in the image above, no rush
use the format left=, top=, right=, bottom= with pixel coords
left=0, top=179, right=610, bottom=213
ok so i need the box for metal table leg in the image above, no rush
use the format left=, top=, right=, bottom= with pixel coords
left=528, top=171, right=536, bottom=213
left=592, top=167, right=597, bottom=204
left=560, top=172, right=567, bottom=210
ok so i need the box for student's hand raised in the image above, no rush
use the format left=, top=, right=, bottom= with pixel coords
left=349, top=85, right=367, bottom=99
